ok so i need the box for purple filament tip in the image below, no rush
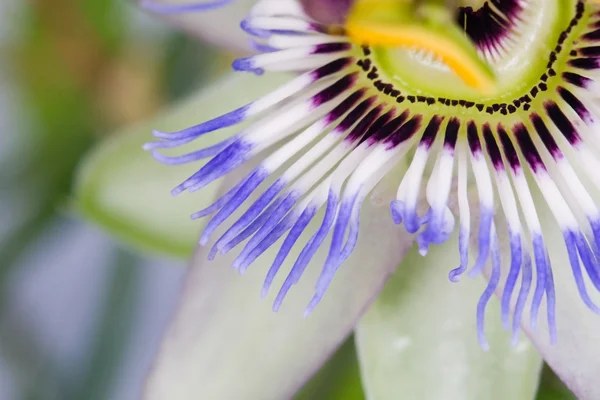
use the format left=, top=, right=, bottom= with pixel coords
left=141, top=0, right=234, bottom=14
left=449, top=225, right=470, bottom=282
left=240, top=19, right=272, bottom=38
left=500, top=233, right=523, bottom=330
left=476, top=226, right=501, bottom=351
left=468, top=207, right=493, bottom=278
left=390, top=200, right=404, bottom=224
left=232, top=58, right=265, bottom=75
left=512, top=252, right=532, bottom=346
left=530, top=234, right=549, bottom=330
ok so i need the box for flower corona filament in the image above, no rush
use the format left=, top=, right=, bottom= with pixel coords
left=145, top=0, right=600, bottom=348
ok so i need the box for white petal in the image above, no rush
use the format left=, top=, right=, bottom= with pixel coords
left=139, top=0, right=256, bottom=52
left=144, top=172, right=414, bottom=400
left=355, top=230, right=542, bottom=400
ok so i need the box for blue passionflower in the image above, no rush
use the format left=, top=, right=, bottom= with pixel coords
left=140, top=1, right=600, bottom=398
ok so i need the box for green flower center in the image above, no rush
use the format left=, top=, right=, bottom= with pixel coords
left=351, top=0, right=587, bottom=115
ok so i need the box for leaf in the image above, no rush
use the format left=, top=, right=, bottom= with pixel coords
left=355, top=230, right=542, bottom=400
left=536, top=364, right=577, bottom=400
left=295, top=336, right=365, bottom=400
left=74, top=72, right=288, bottom=258
left=143, top=170, right=414, bottom=400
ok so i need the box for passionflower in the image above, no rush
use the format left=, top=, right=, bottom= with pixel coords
left=140, top=0, right=600, bottom=397
left=124, top=0, right=600, bottom=399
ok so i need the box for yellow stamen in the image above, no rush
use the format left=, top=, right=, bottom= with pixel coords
left=345, top=0, right=498, bottom=95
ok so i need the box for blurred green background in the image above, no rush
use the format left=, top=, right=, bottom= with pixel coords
left=0, top=1, right=219, bottom=398
left=0, top=0, right=576, bottom=399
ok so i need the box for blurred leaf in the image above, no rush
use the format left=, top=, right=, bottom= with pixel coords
left=0, top=1, right=101, bottom=289
left=295, top=336, right=365, bottom=400
left=68, top=249, right=141, bottom=400
left=74, top=72, right=288, bottom=258
left=81, top=0, right=127, bottom=55
left=0, top=306, right=65, bottom=400
left=355, top=230, right=542, bottom=400
left=161, top=32, right=222, bottom=101
left=536, top=364, right=577, bottom=400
